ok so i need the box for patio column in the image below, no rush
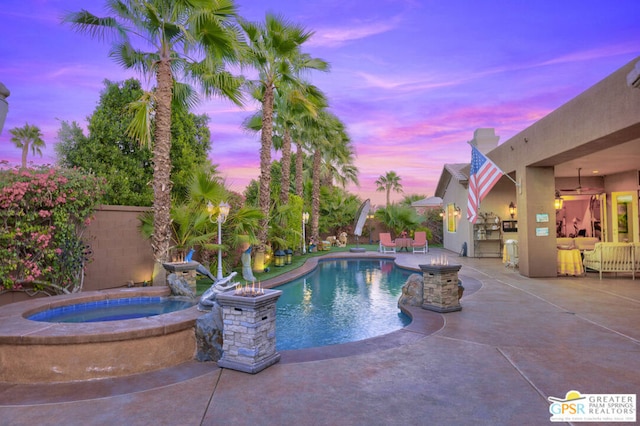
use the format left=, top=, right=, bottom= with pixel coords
left=517, top=166, right=558, bottom=277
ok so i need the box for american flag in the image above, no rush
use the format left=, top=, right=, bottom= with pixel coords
left=467, top=145, right=504, bottom=223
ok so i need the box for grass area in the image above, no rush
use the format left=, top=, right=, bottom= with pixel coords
left=255, top=243, right=382, bottom=281
left=196, top=243, right=377, bottom=293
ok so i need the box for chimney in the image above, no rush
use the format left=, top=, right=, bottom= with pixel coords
left=470, top=128, right=499, bottom=154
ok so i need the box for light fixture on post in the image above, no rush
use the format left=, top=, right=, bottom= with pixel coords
left=509, top=201, right=516, bottom=219
left=208, top=201, right=230, bottom=280
left=554, top=191, right=564, bottom=210
left=454, top=206, right=461, bottom=217
left=302, top=212, right=309, bottom=254
left=367, top=212, right=375, bottom=244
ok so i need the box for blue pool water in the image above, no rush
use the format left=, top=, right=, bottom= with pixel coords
left=27, top=297, right=196, bottom=323
left=275, top=259, right=412, bottom=351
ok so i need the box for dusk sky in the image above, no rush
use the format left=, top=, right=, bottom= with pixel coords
left=2, top=1, right=640, bottom=207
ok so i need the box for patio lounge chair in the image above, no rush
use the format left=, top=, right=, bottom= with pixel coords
left=379, top=233, right=396, bottom=253
left=412, top=231, right=428, bottom=253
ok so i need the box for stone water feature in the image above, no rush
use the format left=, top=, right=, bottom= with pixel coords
left=164, top=261, right=200, bottom=297
left=162, top=261, right=239, bottom=362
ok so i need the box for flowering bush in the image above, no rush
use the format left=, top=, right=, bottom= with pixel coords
left=0, top=166, right=106, bottom=294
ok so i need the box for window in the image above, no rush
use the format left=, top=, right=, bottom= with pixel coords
left=447, top=203, right=457, bottom=233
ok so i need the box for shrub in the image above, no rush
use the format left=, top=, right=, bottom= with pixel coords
left=0, top=166, right=106, bottom=294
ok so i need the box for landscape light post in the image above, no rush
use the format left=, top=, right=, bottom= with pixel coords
left=367, top=212, right=375, bottom=244
left=302, top=212, right=309, bottom=254
left=208, top=201, right=230, bottom=280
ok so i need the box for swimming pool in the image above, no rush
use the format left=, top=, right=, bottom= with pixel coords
left=275, top=259, right=412, bottom=351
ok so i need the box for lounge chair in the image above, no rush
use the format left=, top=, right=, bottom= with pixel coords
left=412, top=231, right=428, bottom=253
left=379, top=233, right=396, bottom=253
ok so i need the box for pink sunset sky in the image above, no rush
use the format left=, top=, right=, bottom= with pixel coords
left=1, top=0, right=639, bottom=207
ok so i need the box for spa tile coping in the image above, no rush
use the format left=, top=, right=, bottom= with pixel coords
left=0, top=287, right=201, bottom=345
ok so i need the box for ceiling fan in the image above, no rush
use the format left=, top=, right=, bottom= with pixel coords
left=558, top=168, right=603, bottom=195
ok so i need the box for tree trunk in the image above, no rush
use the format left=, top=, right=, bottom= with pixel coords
left=258, top=83, right=275, bottom=245
left=21, top=143, right=28, bottom=168
left=311, top=149, right=321, bottom=240
left=295, top=143, right=304, bottom=198
left=280, top=129, right=292, bottom=205
left=151, top=59, right=174, bottom=285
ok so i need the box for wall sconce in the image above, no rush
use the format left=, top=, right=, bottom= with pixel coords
left=554, top=191, right=564, bottom=210
left=508, top=201, right=516, bottom=219
left=441, top=205, right=461, bottom=218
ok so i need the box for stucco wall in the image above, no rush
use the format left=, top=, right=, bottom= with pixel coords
left=0, top=205, right=154, bottom=307
left=82, top=205, right=154, bottom=291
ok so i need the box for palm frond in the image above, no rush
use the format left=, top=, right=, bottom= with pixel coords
left=125, top=91, right=155, bottom=149
left=62, top=10, right=122, bottom=42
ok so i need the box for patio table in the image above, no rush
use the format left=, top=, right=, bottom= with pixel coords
left=395, top=238, right=413, bottom=252
left=557, top=248, right=584, bottom=276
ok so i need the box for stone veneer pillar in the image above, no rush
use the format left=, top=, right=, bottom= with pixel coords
left=216, top=289, right=282, bottom=374
left=419, top=263, right=462, bottom=313
left=162, top=261, right=198, bottom=293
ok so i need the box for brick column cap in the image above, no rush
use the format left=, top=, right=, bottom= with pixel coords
left=162, top=261, right=200, bottom=272
left=418, top=264, right=462, bottom=274
left=217, top=289, right=282, bottom=310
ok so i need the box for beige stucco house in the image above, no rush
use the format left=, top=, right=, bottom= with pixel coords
left=435, top=57, right=640, bottom=278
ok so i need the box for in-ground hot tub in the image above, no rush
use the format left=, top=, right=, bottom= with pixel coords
left=0, top=287, right=202, bottom=384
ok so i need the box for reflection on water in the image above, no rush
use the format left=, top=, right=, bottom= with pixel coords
left=276, top=259, right=412, bottom=351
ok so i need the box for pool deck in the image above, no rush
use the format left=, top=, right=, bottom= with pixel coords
left=1, top=248, right=639, bottom=425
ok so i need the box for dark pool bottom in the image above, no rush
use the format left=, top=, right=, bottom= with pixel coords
left=27, top=297, right=196, bottom=323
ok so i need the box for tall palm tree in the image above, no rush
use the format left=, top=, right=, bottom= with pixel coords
left=376, top=171, right=404, bottom=207
left=295, top=142, right=306, bottom=198
left=64, top=0, right=245, bottom=283
left=274, top=82, right=327, bottom=205
left=9, top=123, right=45, bottom=168
left=305, top=110, right=351, bottom=241
left=319, top=134, right=359, bottom=189
left=240, top=13, right=329, bottom=245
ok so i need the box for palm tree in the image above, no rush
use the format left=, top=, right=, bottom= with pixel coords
left=9, top=123, right=45, bottom=168
left=274, top=82, right=327, bottom=205
left=240, top=13, right=329, bottom=245
left=374, top=204, right=425, bottom=237
left=319, top=134, right=359, bottom=189
left=295, top=142, right=306, bottom=198
left=64, top=0, right=245, bottom=283
left=376, top=171, right=404, bottom=206
left=305, top=110, right=351, bottom=241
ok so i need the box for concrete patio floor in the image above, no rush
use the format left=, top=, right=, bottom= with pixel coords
left=1, top=248, right=638, bottom=425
